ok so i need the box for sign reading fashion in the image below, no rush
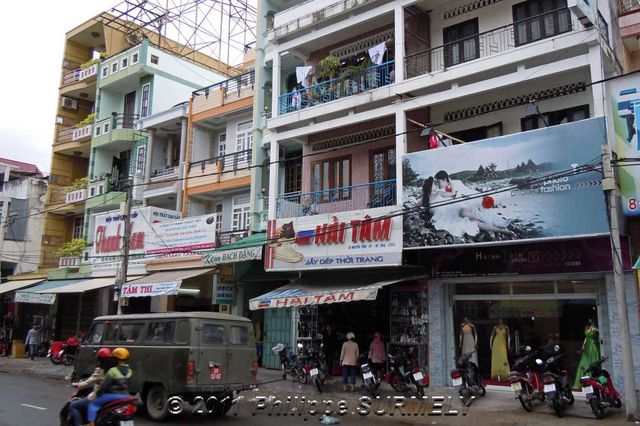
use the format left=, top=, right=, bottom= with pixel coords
left=402, top=118, right=608, bottom=249
left=147, top=214, right=218, bottom=258
left=264, top=206, right=402, bottom=271
left=202, top=246, right=262, bottom=266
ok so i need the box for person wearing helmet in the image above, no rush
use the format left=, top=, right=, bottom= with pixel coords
left=87, top=347, right=133, bottom=425
left=68, top=348, right=116, bottom=426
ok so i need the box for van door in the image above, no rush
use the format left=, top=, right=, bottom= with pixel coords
left=75, top=321, right=105, bottom=378
left=197, top=320, right=228, bottom=386
left=226, top=322, right=255, bottom=385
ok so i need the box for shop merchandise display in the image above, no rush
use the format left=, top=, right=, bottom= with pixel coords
left=389, top=287, right=428, bottom=367
left=573, top=319, right=600, bottom=388
left=490, top=319, right=511, bottom=381
left=459, top=318, right=478, bottom=366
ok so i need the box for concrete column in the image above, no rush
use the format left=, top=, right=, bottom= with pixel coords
left=176, top=117, right=188, bottom=212
left=144, top=129, right=155, bottom=184
left=167, top=134, right=176, bottom=167
left=589, top=45, right=605, bottom=117
left=394, top=4, right=406, bottom=82
left=2, top=167, right=10, bottom=184
left=268, top=140, right=279, bottom=219
left=395, top=110, right=407, bottom=206
left=271, top=51, right=281, bottom=117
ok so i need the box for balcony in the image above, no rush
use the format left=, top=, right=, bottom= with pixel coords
left=93, top=113, right=140, bottom=147
left=406, top=9, right=576, bottom=79
left=188, top=150, right=252, bottom=191
left=620, top=0, right=640, bottom=14
left=278, top=61, right=394, bottom=115
left=62, top=69, right=81, bottom=86
left=79, top=64, right=98, bottom=81
left=72, top=124, right=93, bottom=141
left=151, top=166, right=179, bottom=181
left=56, top=127, right=74, bottom=145
left=58, top=256, right=81, bottom=268
left=276, top=179, right=396, bottom=219
left=85, top=177, right=126, bottom=209
left=192, top=70, right=255, bottom=118
left=64, top=188, right=87, bottom=204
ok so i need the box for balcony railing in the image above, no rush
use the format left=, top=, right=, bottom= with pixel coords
left=79, top=64, right=97, bottom=81
left=62, top=69, right=81, bottom=86
left=620, top=0, right=640, bottom=14
left=58, top=256, right=81, bottom=268
left=189, top=149, right=252, bottom=173
left=192, top=70, right=255, bottom=115
left=64, top=189, right=87, bottom=204
left=278, top=61, right=394, bottom=115
left=56, top=127, right=74, bottom=144
left=151, top=165, right=179, bottom=180
left=72, top=124, right=93, bottom=141
left=405, top=9, right=575, bottom=78
left=94, top=113, right=139, bottom=136
left=276, top=179, right=396, bottom=219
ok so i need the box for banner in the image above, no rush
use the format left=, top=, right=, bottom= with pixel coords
left=202, top=246, right=262, bottom=266
left=121, top=281, right=182, bottom=297
left=14, top=292, right=56, bottom=305
left=265, top=206, right=402, bottom=271
left=403, top=118, right=609, bottom=249
left=608, top=75, right=640, bottom=216
left=147, top=214, right=218, bottom=257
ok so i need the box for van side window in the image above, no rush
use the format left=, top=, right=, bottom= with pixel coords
left=146, top=321, right=175, bottom=343
left=104, top=323, right=120, bottom=343
left=230, top=326, right=249, bottom=345
left=86, top=323, right=104, bottom=345
left=201, top=324, right=225, bottom=345
left=176, top=320, right=190, bottom=344
left=118, top=323, right=145, bottom=343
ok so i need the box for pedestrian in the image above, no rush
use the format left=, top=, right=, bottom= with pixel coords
left=0, top=332, right=8, bottom=357
left=25, top=324, right=42, bottom=360
left=322, top=325, right=337, bottom=375
left=340, top=332, right=359, bottom=392
left=368, top=332, right=386, bottom=378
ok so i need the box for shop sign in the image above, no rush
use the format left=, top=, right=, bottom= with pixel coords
left=90, top=207, right=181, bottom=277
left=264, top=206, right=402, bottom=272
left=147, top=214, right=218, bottom=258
left=213, top=275, right=234, bottom=305
left=250, top=288, right=377, bottom=310
left=403, top=118, right=608, bottom=249
left=202, top=246, right=262, bottom=266
left=608, top=75, right=640, bottom=216
left=121, top=280, right=181, bottom=297
left=431, top=237, right=631, bottom=277
left=14, top=292, right=56, bottom=305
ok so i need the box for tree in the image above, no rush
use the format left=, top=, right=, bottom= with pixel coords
left=403, top=158, right=422, bottom=187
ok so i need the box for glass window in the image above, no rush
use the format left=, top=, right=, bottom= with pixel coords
left=101, top=66, right=108, bottom=78
left=513, top=0, right=571, bottom=47
left=146, top=321, right=175, bottom=343
left=556, top=280, right=597, bottom=293
left=73, top=217, right=84, bottom=240
left=141, top=84, right=150, bottom=118
left=201, top=324, right=225, bottom=345
left=443, top=18, right=479, bottom=67
left=86, top=323, right=104, bottom=345
left=151, top=55, right=159, bottom=65
left=311, top=156, right=352, bottom=202
left=232, top=195, right=250, bottom=231
left=455, top=282, right=511, bottom=295
left=136, top=146, right=145, bottom=173
left=131, top=52, right=139, bottom=64
left=122, top=57, right=128, bottom=69
left=511, top=281, right=555, bottom=294
left=112, top=62, right=118, bottom=73
left=105, top=322, right=145, bottom=343
left=230, top=326, right=249, bottom=345
left=521, top=105, right=589, bottom=131
left=235, top=121, right=253, bottom=163
left=176, top=320, right=190, bottom=344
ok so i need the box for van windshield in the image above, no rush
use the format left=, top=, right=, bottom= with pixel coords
left=86, top=323, right=104, bottom=345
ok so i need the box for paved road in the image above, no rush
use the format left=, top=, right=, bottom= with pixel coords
left=0, top=371, right=631, bottom=425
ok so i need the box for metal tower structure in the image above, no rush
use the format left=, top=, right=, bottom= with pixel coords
left=100, top=0, right=257, bottom=75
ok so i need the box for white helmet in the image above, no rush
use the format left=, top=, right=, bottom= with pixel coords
left=272, top=343, right=286, bottom=353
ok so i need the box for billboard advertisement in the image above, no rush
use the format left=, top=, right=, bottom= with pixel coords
left=403, top=117, right=608, bottom=249
left=264, top=206, right=402, bottom=271
left=147, top=214, right=218, bottom=258
left=608, top=75, right=640, bottom=216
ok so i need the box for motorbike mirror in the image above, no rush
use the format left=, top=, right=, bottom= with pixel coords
left=553, top=344, right=560, bottom=352
left=535, top=358, right=543, bottom=366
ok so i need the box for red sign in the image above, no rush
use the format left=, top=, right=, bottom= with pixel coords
left=210, top=367, right=222, bottom=380
left=95, top=222, right=145, bottom=254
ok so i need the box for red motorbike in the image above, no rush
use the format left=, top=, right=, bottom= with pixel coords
left=59, top=387, right=139, bottom=426
left=509, top=346, right=545, bottom=411
left=579, top=357, right=622, bottom=419
left=48, top=336, right=80, bottom=366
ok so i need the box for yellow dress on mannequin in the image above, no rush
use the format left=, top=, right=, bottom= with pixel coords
left=490, top=325, right=510, bottom=381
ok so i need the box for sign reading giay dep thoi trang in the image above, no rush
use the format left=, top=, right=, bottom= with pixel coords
left=264, top=206, right=402, bottom=271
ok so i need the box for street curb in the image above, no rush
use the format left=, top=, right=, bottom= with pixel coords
left=0, top=367, right=70, bottom=381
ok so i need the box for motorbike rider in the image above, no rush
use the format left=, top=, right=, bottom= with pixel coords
left=68, top=348, right=117, bottom=426
left=86, top=347, right=133, bottom=426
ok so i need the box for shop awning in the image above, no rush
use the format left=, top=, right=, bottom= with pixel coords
left=201, top=233, right=265, bottom=266
left=14, top=279, right=86, bottom=304
left=0, top=279, right=45, bottom=295
left=122, top=269, right=214, bottom=298
left=43, top=276, right=143, bottom=294
left=249, top=271, right=421, bottom=310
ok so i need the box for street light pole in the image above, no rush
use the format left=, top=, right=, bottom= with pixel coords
left=601, top=144, right=639, bottom=420
left=113, top=178, right=133, bottom=315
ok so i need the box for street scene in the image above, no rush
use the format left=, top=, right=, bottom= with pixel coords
left=2, top=0, right=640, bottom=424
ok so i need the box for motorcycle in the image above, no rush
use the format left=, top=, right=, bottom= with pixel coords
left=358, top=351, right=381, bottom=398
left=509, top=346, right=545, bottom=411
left=305, top=345, right=328, bottom=393
left=450, top=352, right=486, bottom=405
left=579, top=356, right=622, bottom=419
left=49, top=336, right=80, bottom=366
left=385, top=352, right=428, bottom=398
left=59, top=387, right=139, bottom=426
left=539, top=345, right=575, bottom=417
left=272, top=343, right=308, bottom=384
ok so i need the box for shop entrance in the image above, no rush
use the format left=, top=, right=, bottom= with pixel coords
left=452, top=279, right=601, bottom=386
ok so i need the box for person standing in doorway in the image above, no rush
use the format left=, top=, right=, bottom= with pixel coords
left=369, top=332, right=386, bottom=380
left=323, top=325, right=337, bottom=376
left=340, top=332, right=359, bottom=391
left=25, top=324, right=42, bottom=360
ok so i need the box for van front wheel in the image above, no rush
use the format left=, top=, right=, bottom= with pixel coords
left=145, top=384, right=169, bottom=422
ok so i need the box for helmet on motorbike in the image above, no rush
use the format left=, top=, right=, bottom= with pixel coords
left=96, top=348, right=112, bottom=359
left=112, top=347, right=130, bottom=360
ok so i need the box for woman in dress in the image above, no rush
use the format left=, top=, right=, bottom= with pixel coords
left=573, top=319, right=600, bottom=388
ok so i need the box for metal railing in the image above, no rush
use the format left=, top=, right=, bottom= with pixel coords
left=94, top=113, right=140, bottom=135
left=189, top=149, right=252, bottom=173
left=598, top=10, right=610, bottom=45
left=56, top=127, right=74, bottom=144
left=275, top=179, right=396, bottom=219
left=151, top=166, right=178, bottom=178
left=62, top=69, right=81, bottom=86
left=193, top=70, right=255, bottom=98
left=620, top=0, right=640, bottom=13
left=278, top=61, right=394, bottom=115
left=405, top=9, right=574, bottom=78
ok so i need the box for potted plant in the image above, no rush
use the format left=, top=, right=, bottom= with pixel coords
left=77, top=113, right=95, bottom=128
left=318, top=55, right=341, bottom=81
left=64, top=177, right=89, bottom=193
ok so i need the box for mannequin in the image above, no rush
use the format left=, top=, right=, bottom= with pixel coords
left=573, top=318, right=600, bottom=388
left=490, top=319, right=510, bottom=381
left=459, top=318, right=478, bottom=366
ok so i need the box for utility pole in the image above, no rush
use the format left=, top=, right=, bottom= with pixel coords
left=602, top=144, right=639, bottom=420
left=113, top=178, right=133, bottom=315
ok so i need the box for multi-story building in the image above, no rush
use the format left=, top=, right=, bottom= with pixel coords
left=250, top=0, right=640, bottom=393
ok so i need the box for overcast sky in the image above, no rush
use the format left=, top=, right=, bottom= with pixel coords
left=0, top=1, right=115, bottom=174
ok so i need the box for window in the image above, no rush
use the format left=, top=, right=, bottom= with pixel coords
left=111, top=62, right=118, bottom=73
left=131, top=52, right=139, bottom=64
left=136, top=146, right=146, bottom=173
left=449, top=122, right=503, bottom=143
left=232, top=195, right=250, bottom=231
left=443, top=18, right=479, bottom=67
left=201, top=324, right=225, bottom=345
left=284, top=158, right=302, bottom=194
left=235, top=121, right=253, bottom=164
left=104, top=322, right=145, bottom=343
left=230, top=326, right=249, bottom=345
left=86, top=323, right=104, bottom=345
left=141, top=84, right=150, bottom=118
left=521, top=105, right=589, bottom=131
left=218, top=133, right=227, bottom=162
left=103, top=122, right=110, bottom=134
left=122, top=57, right=129, bottom=69
left=95, top=126, right=101, bottom=137
left=73, top=217, right=84, bottom=240
left=215, top=204, right=223, bottom=234
left=150, top=54, right=159, bottom=65
left=146, top=321, right=175, bottom=343
left=513, top=0, right=571, bottom=46
left=101, top=66, right=108, bottom=78
left=312, top=156, right=352, bottom=202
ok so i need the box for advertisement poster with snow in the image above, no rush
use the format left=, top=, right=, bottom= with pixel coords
left=402, top=117, right=608, bottom=249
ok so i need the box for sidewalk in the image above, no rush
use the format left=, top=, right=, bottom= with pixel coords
left=0, top=356, right=71, bottom=380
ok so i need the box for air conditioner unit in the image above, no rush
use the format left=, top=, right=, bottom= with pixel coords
left=61, top=97, right=78, bottom=110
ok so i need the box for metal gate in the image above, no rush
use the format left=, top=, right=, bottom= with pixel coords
left=262, top=307, right=293, bottom=369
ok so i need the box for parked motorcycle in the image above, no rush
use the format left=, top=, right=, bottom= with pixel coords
left=509, top=346, right=545, bottom=411
left=579, top=356, right=622, bottom=419
left=49, top=336, right=81, bottom=366
left=385, top=352, right=428, bottom=398
left=358, top=351, right=381, bottom=397
left=305, top=345, right=328, bottom=393
left=59, top=387, right=139, bottom=426
left=540, top=345, right=575, bottom=417
left=272, top=343, right=308, bottom=384
left=450, top=352, right=486, bottom=405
